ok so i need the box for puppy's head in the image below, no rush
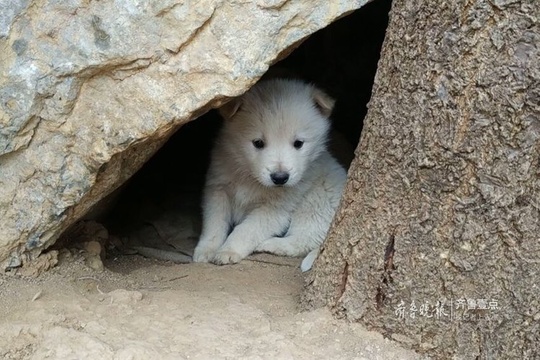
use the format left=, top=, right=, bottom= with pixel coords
left=220, top=79, right=334, bottom=187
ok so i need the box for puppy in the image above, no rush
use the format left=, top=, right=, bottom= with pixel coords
left=193, top=79, right=346, bottom=271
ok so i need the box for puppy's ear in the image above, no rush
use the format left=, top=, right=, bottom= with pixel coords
left=219, top=98, right=242, bottom=120
left=312, top=88, right=335, bottom=118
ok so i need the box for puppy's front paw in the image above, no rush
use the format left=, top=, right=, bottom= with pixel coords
left=212, top=250, right=243, bottom=265
left=193, top=245, right=219, bottom=263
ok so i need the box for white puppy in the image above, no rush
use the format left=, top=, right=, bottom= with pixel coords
left=193, top=79, right=346, bottom=271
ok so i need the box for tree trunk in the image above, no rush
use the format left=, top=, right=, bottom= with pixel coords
left=303, top=0, right=539, bottom=358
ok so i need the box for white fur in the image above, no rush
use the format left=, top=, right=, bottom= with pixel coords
left=192, top=79, right=346, bottom=271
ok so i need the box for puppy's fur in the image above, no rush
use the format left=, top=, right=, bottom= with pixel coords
left=193, top=79, right=346, bottom=271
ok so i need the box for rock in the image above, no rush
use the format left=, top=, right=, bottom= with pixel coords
left=84, top=241, right=102, bottom=257
left=16, top=250, right=59, bottom=277
left=60, top=221, right=108, bottom=266
left=79, top=235, right=105, bottom=271
left=0, top=0, right=367, bottom=269
left=85, top=255, right=104, bottom=272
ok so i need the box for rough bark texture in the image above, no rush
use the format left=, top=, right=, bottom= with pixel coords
left=0, top=0, right=368, bottom=269
left=303, top=0, right=539, bottom=358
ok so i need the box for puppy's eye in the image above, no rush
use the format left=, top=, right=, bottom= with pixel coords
left=293, top=140, right=304, bottom=149
left=252, top=139, right=265, bottom=149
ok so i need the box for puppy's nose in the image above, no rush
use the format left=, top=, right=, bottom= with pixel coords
left=270, top=172, right=289, bottom=185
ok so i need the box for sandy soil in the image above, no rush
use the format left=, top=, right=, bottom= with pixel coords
left=0, top=251, right=421, bottom=360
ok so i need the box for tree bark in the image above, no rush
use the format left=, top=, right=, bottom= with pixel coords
left=303, top=0, right=539, bottom=358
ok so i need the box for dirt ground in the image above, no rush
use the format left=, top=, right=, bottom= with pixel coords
left=0, top=250, right=421, bottom=360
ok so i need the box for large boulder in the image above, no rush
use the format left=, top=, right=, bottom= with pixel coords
left=0, top=0, right=367, bottom=269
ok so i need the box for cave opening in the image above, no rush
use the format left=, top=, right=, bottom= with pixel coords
left=61, top=0, right=392, bottom=270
